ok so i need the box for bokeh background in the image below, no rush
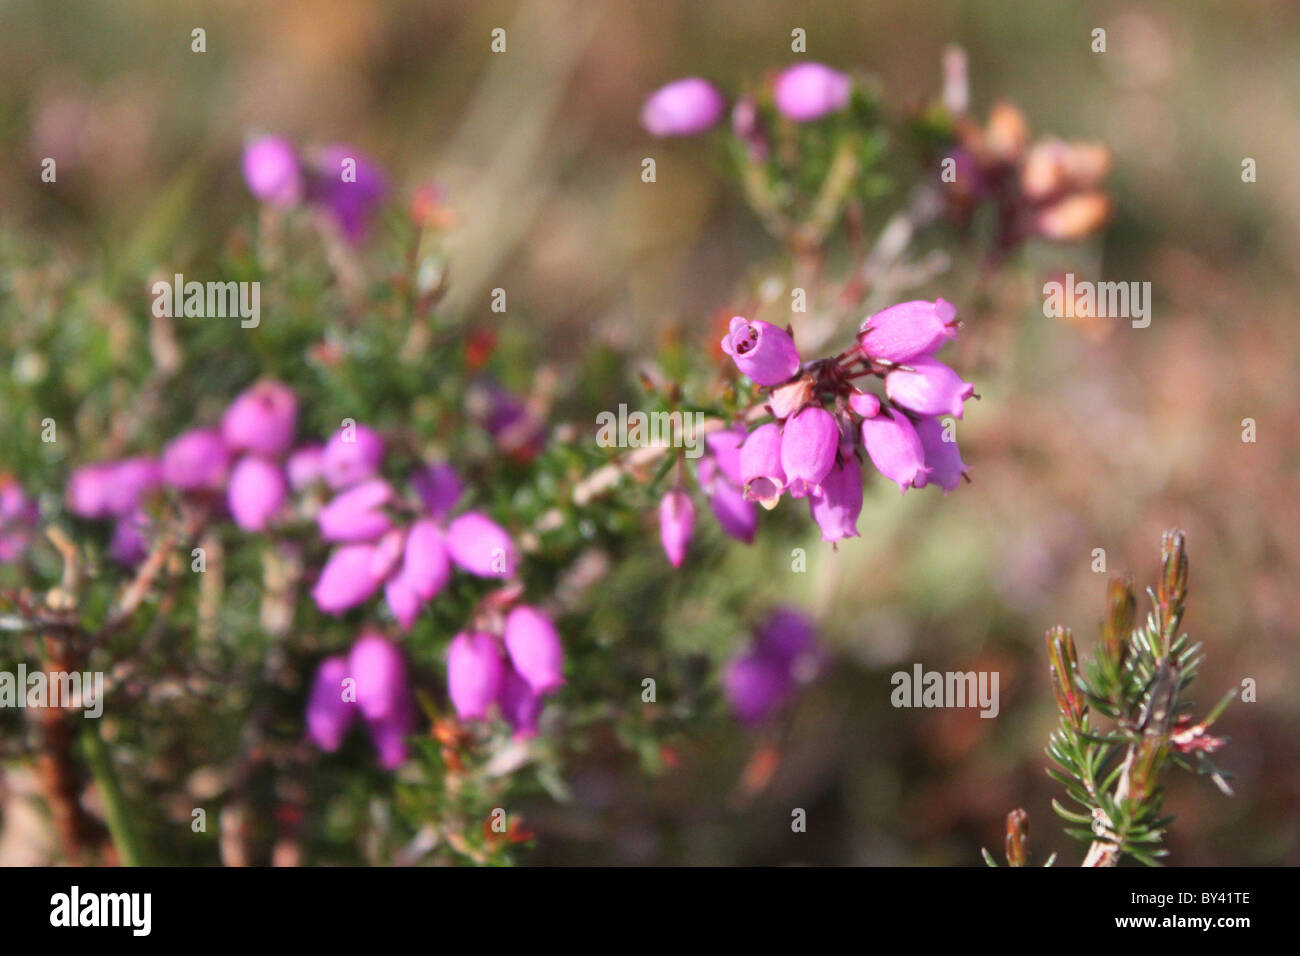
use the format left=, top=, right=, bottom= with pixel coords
left=2, top=0, right=1298, bottom=864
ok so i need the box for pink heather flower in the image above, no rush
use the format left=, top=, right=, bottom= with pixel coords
left=367, top=712, right=411, bottom=769
left=286, top=444, right=325, bottom=491
left=857, top=299, right=959, bottom=363
left=307, top=145, right=388, bottom=242
left=808, top=456, right=863, bottom=542
left=504, top=605, right=565, bottom=694
left=640, top=78, right=726, bottom=137
left=398, top=520, right=452, bottom=601
left=322, top=423, right=385, bottom=490
left=445, top=511, right=518, bottom=578
left=318, top=478, right=394, bottom=542
left=221, top=380, right=298, bottom=458
left=411, top=463, right=463, bottom=521
left=740, top=422, right=786, bottom=509
left=700, top=459, right=758, bottom=544
left=723, top=651, right=791, bottom=724
left=658, top=488, right=695, bottom=568
left=497, top=667, right=543, bottom=739
left=915, top=416, right=969, bottom=492
left=860, top=409, right=929, bottom=494
left=67, top=464, right=117, bottom=519
left=885, top=357, right=975, bottom=419
left=731, top=95, right=768, bottom=159
left=705, top=424, right=747, bottom=486
left=162, top=428, right=230, bottom=492
left=473, top=381, right=546, bottom=462
left=772, top=62, right=852, bottom=122
left=348, top=632, right=410, bottom=724
left=383, top=573, right=423, bottom=630
left=0, top=479, right=39, bottom=562
left=720, top=316, right=801, bottom=386
left=447, top=632, right=504, bottom=721
left=755, top=608, right=817, bottom=663
left=780, top=406, right=838, bottom=498
left=306, top=656, right=354, bottom=752
left=242, top=135, right=303, bottom=208
left=109, top=513, right=150, bottom=565
left=227, top=456, right=287, bottom=531
left=312, top=543, right=384, bottom=614
left=848, top=389, right=882, bottom=419
left=102, top=457, right=163, bottom=517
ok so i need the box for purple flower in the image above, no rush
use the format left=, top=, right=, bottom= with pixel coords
left=445, top=511, right=518, bottom=578
left=705, top=424, right=747, bottom=486
left=472, top=381, right=546, bottom=462
left=773, top=62, right=852, bottom=122
left=312, top=543, right=384, bottom=614
left=322, top=423, right=385, bottom=490
left=808, top=455, right=863, bottom=542
left=504, top=605, right=565, bottom=694
left=102, top=457, right=163, bottom=517
left=67, top=464, right=117, bottom=519
left=755, top=608, right=817, bottom=663
left=658, top=488, right=695, bottom=568
left=723, top=652, right=791, bottom=724
left=411, top=463, right=463, bottom=521
left=227, top=456, right=287, bottom=531
left=308, top=145, right=388, bottom=242
left=497, top=667, right=543, bottom=739
left=780, top=406, right=838, bottom=498
left=885, top=357, right=975, bottom=419
left=915, top=416, right=969, bottom=492
left=162, top=428, right=230, bottom=492
left=242, top=136, right=303, bottom=208
left=740, top=422, right=786, bottom=509
left=860, top=409, right=929, bottom=494
left=221, top=380, right=298, bottom=458
left=640, top=78, right=726, bottom=137
left=0, top=479, right=39, bottom=562
left=317, top=479, right=394, bottom=542
left=109, top=513, right=150, bottom=565
left=398, top=520, right=452, bottom=601
left=848, top=389, right=881, bottom=419
left=700, top=459, right=758, bottom=544
left=286, top=444, right=325, bottom=491
left=447, top=632, right=504, bottom=721
left=857, top=299, right=959, bottom=363
left=367, top=712, right=411, bottom=769
left=348, top=632, right=410, bottom=724
left=306, top=656, right=354, bottom=752
left=720, top=316, right=801, bottom=386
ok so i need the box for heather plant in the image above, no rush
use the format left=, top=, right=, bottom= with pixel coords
left=1, top=51, right=1114, bottom=866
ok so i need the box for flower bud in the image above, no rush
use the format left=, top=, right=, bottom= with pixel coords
left=445, top=511, right=518, bottom=578
left=1045, top=625, right=1085, bottom=726
left=322, top=423, right=385, bottom=489
left=720, top=316, right=801, bottom=386
left=860, top=410, right=929, bottom=494
left=67, top=464, right=117, bottom=519
left=227, top=455, right=287, bottom=531
left=658, top=488, right=695, bottom=568
left=504, top=605, right=565, bottom=694
left=780, top=406, right=838, bottom=497
left=497, top=667, right=543, bottom=739
left=772, top=62, right=852, bottom=122
left=1101, top=575, right=1136, bottom=669
left=808, top=455, right=863, bottom=542
left=308, top=144, right=388, bottom=242
left=286, top=444, right=325, bottom=490
left=0, top=478, right=38, bottom=562
left=723, top=651, right=790, bottom=724
left=885, top=357, right=975, bottom=419
left=1005, top=808, right=1030, bottom=867
left=1033, top=191, right=1111, bottom=241
left=221, top=380, right=298, bottom=458
left=400, top=519, right=451, bottom=601
left=411, top=462, right=463, bottom=521
left=306, top=655, right=354, bottom=752
left=639, top=78, right=725, bottom=137
left=348, top=632, right=409, bottom=723
left=312, top=544, right=384, bottom=614
left=755, top=608, right=817, bottom=664
left=242, top=136, right=302, bottom=207
left=704, top=424, right=747, bottom=487
left=739, top=422, right=786, bottom=509
left=367, top=712, right=411, bottom=770
left=162, top=428, right=230, bottom=492
left=857, top=299, right=959, bottom=362
left=848, top=389, right=881, bottom=419
left=914, top=415, right=969, bottom=492
left=447, top=632, right=504, bottom=721
left=103, top=457, right=163, bottom=517
left=317, top=478, right=393, bottom=542
left=700, top=460, right=757, bottom=544
left=109, top=514, right=150, bottom=565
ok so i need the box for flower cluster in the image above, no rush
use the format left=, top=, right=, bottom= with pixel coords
left=242, top=135, right=389, bottom=242
left=0, top=475, right=39, bottom=562
left=640, top=61, right=854, bottom=139
left=722, top=608, right=822, bottom=724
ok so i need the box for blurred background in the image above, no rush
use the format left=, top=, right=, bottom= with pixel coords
left=1, top=0, right=1298, bottom=864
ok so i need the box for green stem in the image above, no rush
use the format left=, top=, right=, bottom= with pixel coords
left=81, top=724, right=148, bottom=866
